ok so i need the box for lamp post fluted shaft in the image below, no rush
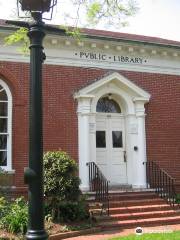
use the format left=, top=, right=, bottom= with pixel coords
left=25, top=12, right=48, bottom=240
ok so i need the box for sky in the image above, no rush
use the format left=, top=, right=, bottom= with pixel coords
left=0, top=0, right=180, bottom=41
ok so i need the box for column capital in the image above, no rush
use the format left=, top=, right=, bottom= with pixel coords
left=76, top=95, right=94, bottom=115
left=133, top=97, right=147, bottom=117
left=133, top=97, right=150, bottom=104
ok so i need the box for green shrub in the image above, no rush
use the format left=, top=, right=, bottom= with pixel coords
left=58, top=198, right=89, bottom=222
left=44, top=151, right=82, bottom=220
left=0, top=197, right=28, bottom=234
left=176, top=194, right=180, bottom=204
left=0, top=196, right=8, bottom=218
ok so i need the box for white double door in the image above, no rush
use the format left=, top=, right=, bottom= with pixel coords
left=96, top=114, right=127, bottom=185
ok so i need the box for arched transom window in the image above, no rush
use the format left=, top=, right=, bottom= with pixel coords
left=0, top=80, right=12, bottom=170
left=96, top=97, right=121, bottom=113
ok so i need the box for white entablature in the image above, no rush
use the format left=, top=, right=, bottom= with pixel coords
left=0, top=29, right=180, bottom=75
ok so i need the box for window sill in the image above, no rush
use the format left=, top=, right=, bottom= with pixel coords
left=0, top=169, right=15, bottom=174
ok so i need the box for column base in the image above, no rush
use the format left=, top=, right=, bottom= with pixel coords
left=80, top=184, right=89, bottom=192
left=132, top=184, right=147, bottom=189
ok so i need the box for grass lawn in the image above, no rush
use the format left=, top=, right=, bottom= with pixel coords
left=109, top=231, right=180, bottom=240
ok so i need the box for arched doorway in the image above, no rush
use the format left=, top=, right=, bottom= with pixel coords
left=96, top=96, right=127, bottom=185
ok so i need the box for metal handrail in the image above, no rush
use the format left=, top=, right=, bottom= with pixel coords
left=87, top=162, right=109, bottom=215
left=144, top=161, right=179, bottom=208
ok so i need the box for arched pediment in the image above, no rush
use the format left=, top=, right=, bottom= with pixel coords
left=75, top=72, right=150, bottom=99
left=74, top=72, right=150, bottom=115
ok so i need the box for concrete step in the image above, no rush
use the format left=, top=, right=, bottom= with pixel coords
left=98, top=215, right=180, bottom=230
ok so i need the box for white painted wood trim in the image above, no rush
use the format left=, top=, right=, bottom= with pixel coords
left=0, top=79, right=12, bottom=171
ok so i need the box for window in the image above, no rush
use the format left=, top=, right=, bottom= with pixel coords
left=96, top=97, right=121, bottom=113
left=112, top=131, right=123, bottom=148
left=96, top=131, right=106, bottom=148
left=0, top=80, right=12, bottom=170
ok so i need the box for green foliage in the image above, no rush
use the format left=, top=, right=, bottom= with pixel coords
left=72, top=0, right=138, bottom=28
left=87, top=2, right=102, bottom=20
left=109, top=231, right=180, bottom=240
left=0, top=196, right=8, bottom=218
left=0, top=197, right=28, bottom=234
left=61, top=222, right=93, bottom=232
left=62, top=25, right=83, bottom=42
left=4, top=1, right=138, bottom=53
left=44, top=151, right=82, bottom=220
left=58, top=198, right=89, bottom=222
left=44, top=151, right=81, bottom=200
left=175, top=193, right=180, bottom=204
left=4, top=27, right=29, bottom=53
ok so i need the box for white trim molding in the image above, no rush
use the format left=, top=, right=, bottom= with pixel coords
left=0, top=79, right=12, bottom=171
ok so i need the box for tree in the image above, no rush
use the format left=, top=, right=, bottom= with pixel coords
left=59, top=0, right=138, bottom=29
left=5, top=0, right=138, bottom=51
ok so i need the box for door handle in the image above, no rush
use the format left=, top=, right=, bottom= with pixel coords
left=124, top=151, right=127, bottom=162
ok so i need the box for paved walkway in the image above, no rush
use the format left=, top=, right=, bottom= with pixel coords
left=67, top=224, right=180, bottom=240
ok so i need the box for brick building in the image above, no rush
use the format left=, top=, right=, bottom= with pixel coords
left=0, top=20, right=179, bottom=194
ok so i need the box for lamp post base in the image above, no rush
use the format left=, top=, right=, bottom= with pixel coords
left=26, top=230, right=48, bottom=240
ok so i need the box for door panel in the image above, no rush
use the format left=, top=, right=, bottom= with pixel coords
left=96, top=114, right=127, bottom=185
left=96, top=116, right=109, bottom=179
left=111, top=163, right=127, bottom=183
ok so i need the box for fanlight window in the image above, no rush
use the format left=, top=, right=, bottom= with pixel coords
left=0, top=81, right=12, bottom=170
left=96, top=97, right=121, bottom=113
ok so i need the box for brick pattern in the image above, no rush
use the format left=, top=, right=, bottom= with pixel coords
left=0, top=61, right=179, bottom=189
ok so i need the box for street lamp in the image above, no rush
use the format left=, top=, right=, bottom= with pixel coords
left=6, top=1, right=57, bottom=239
left=17, top=0, right=57, bottom=19
left=19, top=0, right=52, bottom=12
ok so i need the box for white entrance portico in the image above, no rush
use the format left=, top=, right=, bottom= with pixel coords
left=75, top=72, right=150, bottom=191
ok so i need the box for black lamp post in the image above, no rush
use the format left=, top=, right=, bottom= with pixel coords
left=6, top=1, right=57, bottom=239
left=24, top=11, right=47, bottom=239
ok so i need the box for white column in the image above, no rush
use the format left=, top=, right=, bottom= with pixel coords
left=125, top=114, right=137, bottom=185
left=77, top=97, right=93, bottom=191
left=133, top=98, right=147, bottom=188
left=89, top=114, right=96, bottom=163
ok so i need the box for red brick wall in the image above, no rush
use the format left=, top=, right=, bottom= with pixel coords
left=0, top=61, right=180, bottom=188
left=119, top=71, right=180, bottom=174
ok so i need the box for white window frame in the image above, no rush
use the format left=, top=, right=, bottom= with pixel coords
left=0, top=79, right=12, bottom=171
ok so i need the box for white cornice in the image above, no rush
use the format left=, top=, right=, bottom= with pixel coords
left=0, top=31, right=180, bottom=76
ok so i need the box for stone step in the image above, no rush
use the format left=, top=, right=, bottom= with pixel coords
left=84, top=188, right=155, bottom=196
left=109, top=198, right=166, bottom=208
left=98, top=215, right=180, bottom=230
left=108, top=189, right=155, bottom=194
left=96, top=209, right=179, bottom=221
left=86, top=190, right=156, bottom=201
